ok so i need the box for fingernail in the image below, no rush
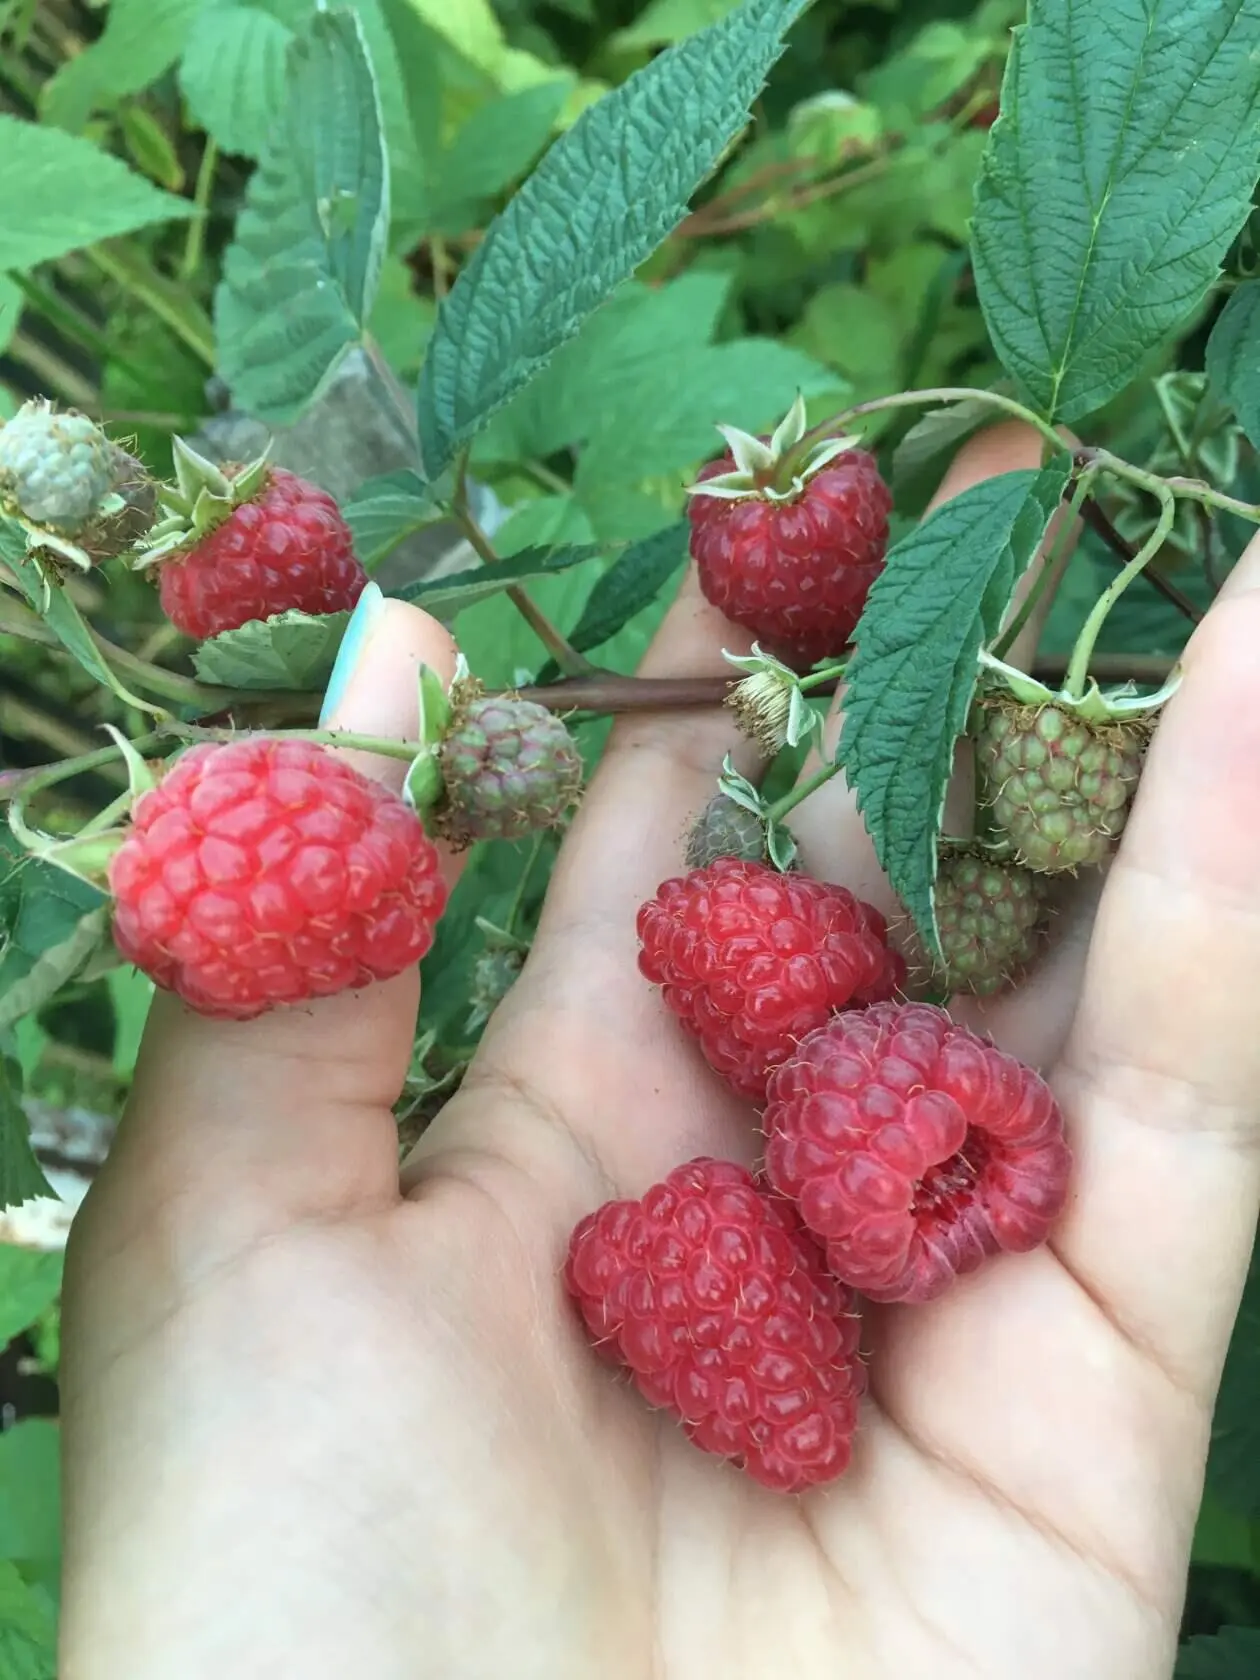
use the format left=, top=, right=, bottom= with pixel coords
left=320, top=583, right=386, bottom=725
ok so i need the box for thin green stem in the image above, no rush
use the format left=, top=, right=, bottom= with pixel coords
left=9, top=732, right=166, bottom=806
left=180, top=138, right=219, bottom=280
left=504, top=833, right=545, bottom=937
left=1086, top=447, right=1260, bottom=527
left=452, top=454, right=597, bottom=679
left=90, top=633, right=225, bottom=708
left=991, top=470, right=1094, bottom=661
left=803, top=387, right=1065, bottom=457
left=164, top=722, right=426, bottom=761
left=1064, top=488, right=1177, bottom=698
left=797, top=660, right=847, bottom=693
left=86, top=244, right=215, bottom=367
left=10, top=273, right=149, bottom=386
left=523, top=459, right=573, bottom=497
left=76, top=788, right=134, bottom=838
left=1164, top=477, right=1260, bottom=524
left=765, top=757, right=843, bottom=823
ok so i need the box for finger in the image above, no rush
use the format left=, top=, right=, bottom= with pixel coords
left=406, top=565, right=773, bottom=1200
left=526, top=565, right=765, bottom=989
left=790, top=421, right=1081, bottom=913
left=1051, top=528, right=1260, bottom=1397
left=85, top=589, right=462, bottom=1256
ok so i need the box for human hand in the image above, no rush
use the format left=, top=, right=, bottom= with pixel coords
left=59, top=425, right=1260, bottom=1679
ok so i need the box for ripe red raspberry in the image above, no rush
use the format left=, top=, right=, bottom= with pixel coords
left=686, top=399, right=891, bottom=669
left=157, top=466, right=366, bottom=639
left=764, top=1002, right=1070, bottom=1303
left=637, top=858, right=904, bottom=1103
left=135, top=440, right=366, bottom=640
left=565, top=1157, right=866, bottom=1493
left=108, top=738, right=447, bottom=1020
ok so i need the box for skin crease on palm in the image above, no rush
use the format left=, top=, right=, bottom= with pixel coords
left=56, top=422, right=1260, bottom=1680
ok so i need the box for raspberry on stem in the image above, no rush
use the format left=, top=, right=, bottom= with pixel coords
left=436, top=693, right=582, bottom=846
left=135, top=439, right=367, bottom=640
left=686, top=396, right=891, bottom=670
left=909, top=847, right=1049, bottom=997
left=565, top=1157, right=866, bottom=1493
left=764, top=1002, right=1071, bottom=1303
left=975, top=697, right=1150, bottom=873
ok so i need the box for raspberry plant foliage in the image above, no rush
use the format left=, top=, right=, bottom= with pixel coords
left=3, top=0, right=1260, bottom=1663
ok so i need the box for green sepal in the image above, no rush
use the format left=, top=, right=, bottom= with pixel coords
left=977, top=649, right=1184, bottom=722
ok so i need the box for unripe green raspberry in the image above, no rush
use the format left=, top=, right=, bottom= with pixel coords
left=0, top=400, right=114, bottom=531
left=913, top=848, right=1048, bottom=997
left=684, top=792, right=768, bottom=868
left=438, top=695, right=582, bottom=845
left=467, top=940, right=527, bottom=1031
left=975, top=699, right=1149, bottom=872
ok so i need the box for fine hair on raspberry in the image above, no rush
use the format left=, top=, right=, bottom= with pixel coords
left=637, top=857, right=905, bottom=1102
left=564, top=1157, right=866, bottom=1492
left=764, top=1002, right=1071, bottom=1303
left=109, top=738, right=448, bottom=1020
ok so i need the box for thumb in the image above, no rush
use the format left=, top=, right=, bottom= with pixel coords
left=83, top=587, right=461, bottom=1253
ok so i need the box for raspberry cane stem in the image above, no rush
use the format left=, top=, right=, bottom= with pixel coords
left=451, top=452, right=597, bottom=680
left=990, top=468, right=1095, bottom=663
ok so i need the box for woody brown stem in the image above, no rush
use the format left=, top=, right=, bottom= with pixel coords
left=509, top=655, right=1176, bottom=715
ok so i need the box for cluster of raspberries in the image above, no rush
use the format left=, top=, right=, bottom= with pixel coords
left=566, top=419, right=1074, bottom=1496
left=566, top=859, right=1072, bottom=1494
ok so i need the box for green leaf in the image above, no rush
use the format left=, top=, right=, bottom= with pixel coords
left=0, top=1062, right=52, bottom=1214
left=972, top=0, right=1260, bottom=423
left=837, top=461, right=1070, bottom=953
left=892, top=393, right=1012, bottom=503
left=416, top=0, right=810, bottom=478
left=477, top=271, right=734, bottom=463
left=0, top=827, right=109, bottom=1031
left=534, top=522, right=687, bottom=683
left=0, top=114, right=193, bottom=272
left=179, top=2, right=294, bottom=160
left=395, top=542, right=601, bottom=613
left=343, top=471, right=438, bottom=567
left=575, top=336, right=843, bottom=490
left=1207, top=1244, right=1260, bottom=1516
left=1176, top=1629, right=1260, bottom=1679
left=1192, top=1493, right=1260, bottom=1569
left=0, top=1561, right=55, bottom=1680
left=430, top=79, right=573, bottom=233
left=0, top=1248, right=62, bottom=1350
left=118, top=104, right=187, bottom=192
left=1206, top=282, right=1260, bottom=452
left=41, top=0, right=202, bottom=132
left=191, top=610, right=352, bottom=691
left=0, top=1421, right=61, bottom=1572
left=613, top=0, right=744, bottom=48
left=0, top=521, right=158, bottom=716
left=214, top=8, right=390, bottom=422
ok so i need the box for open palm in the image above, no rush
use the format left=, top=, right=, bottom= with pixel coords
left=59, top=428, right=1260, bottom=1680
